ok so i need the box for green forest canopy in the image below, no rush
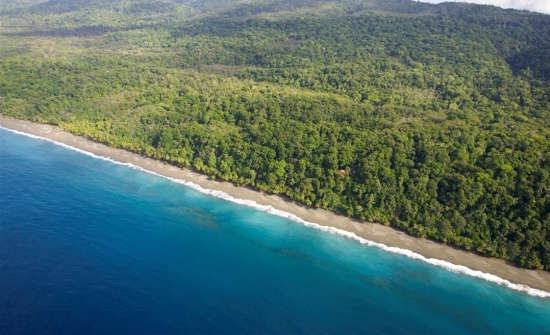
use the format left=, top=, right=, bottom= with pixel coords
left=1, top=0, right=549, bottom=270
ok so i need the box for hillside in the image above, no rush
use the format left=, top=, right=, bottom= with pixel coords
left=1, top=0, right=549, bottom=270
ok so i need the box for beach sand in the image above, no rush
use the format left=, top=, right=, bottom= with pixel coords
left=2, top=115, right=549, bottom=295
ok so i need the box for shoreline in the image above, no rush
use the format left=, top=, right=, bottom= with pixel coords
left=1, top=115, right=550, bottom=297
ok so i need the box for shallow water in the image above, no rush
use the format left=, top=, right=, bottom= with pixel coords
left=1, top=128, right=549, bottom=334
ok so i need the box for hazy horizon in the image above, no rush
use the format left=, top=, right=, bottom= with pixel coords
left=418, top=0, right=550, bottom=14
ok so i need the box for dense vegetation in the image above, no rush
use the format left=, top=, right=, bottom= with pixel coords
left=1, top=0, right=549, bottom=270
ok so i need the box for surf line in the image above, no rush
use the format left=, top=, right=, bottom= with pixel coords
left=2, top=124, right=549, bottom=299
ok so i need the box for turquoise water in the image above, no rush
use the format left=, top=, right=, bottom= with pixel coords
left=1, top=128, right=549, bottom=334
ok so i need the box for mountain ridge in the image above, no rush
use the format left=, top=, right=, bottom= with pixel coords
left=1, top=0, right=549, bottom=271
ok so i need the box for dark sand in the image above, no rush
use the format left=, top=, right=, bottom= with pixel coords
left=2, top=115, right=549, bottom=295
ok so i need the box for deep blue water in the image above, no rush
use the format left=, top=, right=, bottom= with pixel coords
left=0, top=128, right=549, bottom=335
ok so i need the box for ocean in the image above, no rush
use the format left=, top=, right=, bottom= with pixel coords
left=1, top=127, right=549, bottom=334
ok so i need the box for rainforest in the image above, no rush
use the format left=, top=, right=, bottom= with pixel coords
left=1, top=0, right=549, bottom=270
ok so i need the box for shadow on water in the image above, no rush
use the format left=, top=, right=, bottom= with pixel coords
left=164, top=205, right=220, bottom=230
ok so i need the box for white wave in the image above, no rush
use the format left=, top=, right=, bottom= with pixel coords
left=2, top=125, right=549, bottom=299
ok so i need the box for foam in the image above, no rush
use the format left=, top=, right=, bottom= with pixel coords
left=2, top=125, right=549, bottom=298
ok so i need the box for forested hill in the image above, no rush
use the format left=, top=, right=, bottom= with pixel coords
left=1, top=0, right=550, bottom=270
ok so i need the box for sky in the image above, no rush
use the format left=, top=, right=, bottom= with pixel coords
left=417, top=0, right=550, bottom=14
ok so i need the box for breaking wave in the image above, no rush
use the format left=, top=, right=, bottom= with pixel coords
left=2, top=125, right=549, bottom=299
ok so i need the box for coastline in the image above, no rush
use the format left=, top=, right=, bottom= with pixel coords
left=1, top=115, right=550, bottom=297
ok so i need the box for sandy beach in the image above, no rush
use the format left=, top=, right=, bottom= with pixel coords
left=1, top=114, right=549, bottom=295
